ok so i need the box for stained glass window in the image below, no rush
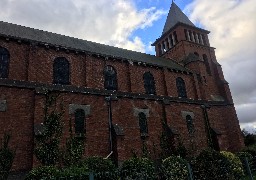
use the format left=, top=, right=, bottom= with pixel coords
left=104, top=65, right=117, bottom=90
left=53, top=57, right=70, bottom=85
left=138, top=112, right=148, bottom=135
left=176, top=77, right=187, bottom=98
left=75, top=109, right=85, bottom=134
left=143, top=72, right=156, bottom=95
left=0, top=47, right=9, bottom=78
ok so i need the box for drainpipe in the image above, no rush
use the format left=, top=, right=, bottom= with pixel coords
left=201, top=104, right=213, bottom=148
left=105, top=96, right=113, bottom=155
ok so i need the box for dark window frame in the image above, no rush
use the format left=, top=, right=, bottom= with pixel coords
left=176, top=77, right=187, bottom=98
left=74, top=109, right=86, bottom=135
left=0, top=47, right=10, bottom=78
left=143, top=72, right=156, bottom=95
left=53, top=57, right=70, bottom=85
left=104, top=65, right=118, bottom=91
left=138, top=112, right=148, bottom=136
left=186, top=115, right=195, bottom=134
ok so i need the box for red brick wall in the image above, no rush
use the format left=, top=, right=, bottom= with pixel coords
left=0, top=35, right=244, bottom=172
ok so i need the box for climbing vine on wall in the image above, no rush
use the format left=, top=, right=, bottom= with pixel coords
left=34, top=92, right=64, bottom=166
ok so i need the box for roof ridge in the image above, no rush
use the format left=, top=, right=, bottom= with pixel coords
left=0, top=20, right=188, bottom=72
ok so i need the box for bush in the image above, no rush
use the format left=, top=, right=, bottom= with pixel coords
left=221, top=151, right=244, bottom=179
left=120, top=157, right=156, bottom=180
left=161, top=156, right=188, bottom=180
left=79, top=156, right=117, bottom=180
left=0, top=134, right=15, bottom=180
left=62, top=136, right=84, bottom=166
left=191, top=149, right=234, bottom=180
left=25, top=166, right=60, bottom=180
left=60, top=165, right=89, bottom=178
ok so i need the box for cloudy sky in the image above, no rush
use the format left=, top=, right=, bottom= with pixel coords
left=0, top=0, right=255, bottom=130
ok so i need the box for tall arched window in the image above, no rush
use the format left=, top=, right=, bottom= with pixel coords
left=75, top=109, right=85, bottom=134
left=186, top=115, right=194, bottom=134
left=143, top=72, right=156, bottom=95
left=138, top=112, right=148, bottom=135
left=104, top=65, right=117, bottom=90
left=176, top=77, right=187, bottom=98
left=53, top=57, right=70, bottom=85
left=0, top=47, right=10, bottom=78
left=203, top=54, right=211, bottom=75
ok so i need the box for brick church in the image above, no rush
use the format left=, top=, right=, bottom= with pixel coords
left=0, top=2, right=244, bottom=171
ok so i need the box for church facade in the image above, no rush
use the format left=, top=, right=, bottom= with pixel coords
left=0, top=2, right=244, bottom=171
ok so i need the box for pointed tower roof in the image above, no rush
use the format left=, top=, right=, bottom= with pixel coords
left=162, top=2, right=195, bottom=35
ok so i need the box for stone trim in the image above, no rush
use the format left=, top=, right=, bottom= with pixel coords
left=69, top=104, right=91, bottom=115
left=181, top=111, right=195, bottom=119
left=0, top=100, right=7, bottom=112
left=133, top=108, right=149, bottom=117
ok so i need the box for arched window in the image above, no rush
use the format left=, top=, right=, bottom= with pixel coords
left=203, top=54, right=211, bottom=75
left=138, top=112, right=148, bottom=135
left=53, top=57, right=70, bottom=85
left=176, top=77, right=187, bottom=98
left=104, top=65, right=117, bottom=90
left=143, top=72, right=156, bottom=95
left=0, top=47, right=10, bottom=78
left=186, top=115, right=194, bottom=134
left=75, top=109, right=85, bottom=134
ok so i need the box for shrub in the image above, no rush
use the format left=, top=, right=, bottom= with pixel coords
left=0, top=134, right=15, bottom=180
left=62, top=136, right=84, bottom=166
left=60, top=165, right=89, bottom=178
left=221, top=151, right=244, bottom=179
left=120, top=157, right=156, bottom=180
left=161, top=156, right=188, bottom=180
left=191, top=149, right=234, bottom=180
left=79, top=156, right=117, bottom=180
left=25, top=166, right=60, bottom=180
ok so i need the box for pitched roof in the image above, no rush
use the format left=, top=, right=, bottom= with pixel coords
left=162, top=2, right=195, bottom=35
left=0, top=21, right=189, bottom=72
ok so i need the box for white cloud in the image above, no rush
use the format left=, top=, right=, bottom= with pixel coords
left=186, top=0, right=256, bottom=128
left=0, top=0, right=166, bottom=52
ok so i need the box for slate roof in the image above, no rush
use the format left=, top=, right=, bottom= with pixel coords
left=0, top=21, right=189, bottom=72
left=162, top=2, right=195, bottom=35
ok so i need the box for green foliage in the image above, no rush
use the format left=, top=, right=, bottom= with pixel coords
left=80, top=156, right=117, bottom=180
left=34, top=93, right=63, bottom=166
left=62, top=137, right=84, bottom=167
left=161, top=156, right=188, bottom=180
left=0, top=134, right=15, bottom=180
left=191, top=149, right=234, bottom=180
left=242, top=129, right=256, bottom=146
left=120, top=157, right=156, bottom=180
left=221, top=151, right=244, bottom=179
left=60, top=165, right=89, bottom=178
left=25, top=166, right=60, bottom=180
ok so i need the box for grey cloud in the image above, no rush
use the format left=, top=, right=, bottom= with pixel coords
left=0, top=0, right=166, bottom=52
left=186, top=0, right=256, bottom=129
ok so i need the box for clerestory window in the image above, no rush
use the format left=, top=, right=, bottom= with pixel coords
left=176, top=77, right=187, bottom=98
left=104, top=65, right=117, bottom=91
left=53, top=57, right=70, bottom=85
left=143, top=72, right=156, bottom=95
left=0, top=47, right=10, bottom=78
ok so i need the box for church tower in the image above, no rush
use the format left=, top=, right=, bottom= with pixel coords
left=153, top=1, right=233, bottom=103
